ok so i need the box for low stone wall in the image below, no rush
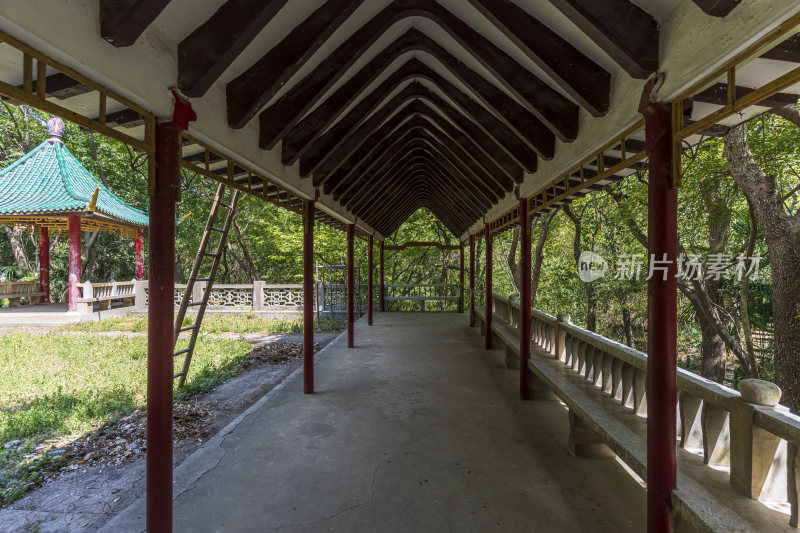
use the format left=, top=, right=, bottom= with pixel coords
left=478, top=291, right=800, bottom=531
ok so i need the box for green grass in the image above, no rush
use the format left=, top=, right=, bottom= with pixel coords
left=62, top=314, right=345, bottom=335
left=0, top=332, right=248, bottom=505
left=0, top=315, right=344, bottom=504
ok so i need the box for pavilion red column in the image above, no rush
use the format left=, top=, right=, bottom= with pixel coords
left=135, top=227, right=145, bottom=280
left=303, top=199, right=315, bottom=394
left=469, top=234, right=475, bottom=326
left=38, top=226, right=50, bottom=303
left=346, top=224, right=355, bottom=348
left=458, top=242, right=464, bottom=313
left=147, top=121, right=183, bottom=533
left=519, top=200, right=531, bottom=400
left=641, top=79, right=678, bottom=533
left=484, top=224, right=492, bottom=350
left=379, top=242, right=385, bottom=312
left=367, top=235, right=374, bottom=326
left=67, top=213, right=81, bottom=312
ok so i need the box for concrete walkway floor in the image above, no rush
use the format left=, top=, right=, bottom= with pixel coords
left=103, top=313, right=645, bottom=532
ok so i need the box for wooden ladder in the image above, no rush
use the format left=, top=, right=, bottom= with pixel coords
left=173, top=183, right=241, bottom=387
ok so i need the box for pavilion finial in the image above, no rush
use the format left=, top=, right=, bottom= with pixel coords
left=46, top=117, right=65, bottom=142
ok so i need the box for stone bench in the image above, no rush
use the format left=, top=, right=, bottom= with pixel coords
left=474, top=305, right=520, bottom=369
left=0, top=280, right=45, bottom=306
left=473, top=300, right=798, bottom=532
left=76, top=281, right=135, bottom=313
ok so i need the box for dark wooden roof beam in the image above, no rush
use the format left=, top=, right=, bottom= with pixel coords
left=255, top=1, right=577, bottom=147
left=280, top=31, right=554, bottom=165
left=692, top=83, right=798, bottom=108
left=691, top=0, right=742, bottom=17
left=549, top=0, right=658, bottom=79
left=468, top=0, right=610, bottom=115
left=761, top=33, right=800, bottom=63
left=100, top=0, right=172, bottom=47
left=226, top=0, right=363, bottom=128
left=178, top=0, right=289, bottom=97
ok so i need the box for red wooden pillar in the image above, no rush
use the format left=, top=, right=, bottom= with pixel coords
left=135, top=227, right=145, bottom=280
left=346, top=224, right=355, bottom=348
left=469, top=234, right=475, bottom=326
left=38, top=226, right=50, bottom=303
left=367, top=235, right=374, bottom=325
left=458, top=242, right=464, bottom=313
left=484, top=224, right=492, bottom=350
left=379, top=241, right=385, bottom=312
left=67, top=213, right=81, bottom=312
left=147, top=121, right=182, bottom=533
left=641, top=79, right=677, bottom=533
left=303, top=199, right=315, bottom=394
left=519, top=199, right=531, bottom=400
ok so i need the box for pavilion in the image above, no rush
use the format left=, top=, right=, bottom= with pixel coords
left=0, top=117, right=148, bottom=310
left=0, top=1, right=799, bottom=532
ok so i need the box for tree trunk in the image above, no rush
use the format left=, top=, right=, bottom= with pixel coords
left=563, top=204, right=596, bottom=331
left=82, top=231, right=100, bottom=279
left=622, top=304, right=635, bottom=349
left=725, top=124, right=800, bottom=411
left=3, top=226, right=32, bottom=272
left=531, top=211, right=555, bottom=304
left=698, top=310, right=727, bottom=381
left=232, top=220, right=259, bottom=281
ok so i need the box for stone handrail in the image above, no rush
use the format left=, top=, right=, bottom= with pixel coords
left=0, top=280, right=44, bottom=306
left=384, top=283, right=462, bottom=311
left=0, top=280, right=41, bottom=295
left=74, top=280, right=136, bottom=313
left=488, top=291, right=800, bottom=528
left=78, top=280, right=136, bottom=299
left=134, top=280, right=322, bottom=312
left=385, top=283, right=461, bottom=299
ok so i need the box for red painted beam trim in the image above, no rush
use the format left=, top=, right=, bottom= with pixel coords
left=640, top=78, right=677, bottom=533
left=485, top=224, right=492, bottom=350
left=304, top=199, right=315, bottom=394
left=135, top=227, right=145, bottom=280
left=147, top=121, right=183, bottom=533
left=519, top=199, right=531, bottom=400
left=39, top=226, right=50, bottom=303
left=346, top=224, right=355, bottom=348
left=458, top=242, right=465, bottom=313
left=67, top=213, right=81, bottom=312
left=379, top=242, right=385, bottom=312
left=469, top=235, right=475, bottom=326
left=367, top=235, right=374, bottom=325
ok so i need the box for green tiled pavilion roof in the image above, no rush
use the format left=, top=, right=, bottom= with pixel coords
left=0, top=137, right=148, bottom=227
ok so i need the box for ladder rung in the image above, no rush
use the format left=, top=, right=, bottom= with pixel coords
left=173, top=348, right=191, bottom=357
left=187, top=301, right=205, bottom=307
left=173, top=371, right=186, bottom=379
left=195, top=277, right=211, bottom=282
left=210, top=227, right=224, bottom=233
left=178, top=325, right=198, bottom=333
left=203, top=252, right=218, bottom=257
left=218, top=201, right=232, bottom=209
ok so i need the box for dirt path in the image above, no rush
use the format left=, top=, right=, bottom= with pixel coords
left=0, top=332, right=340, bottom=533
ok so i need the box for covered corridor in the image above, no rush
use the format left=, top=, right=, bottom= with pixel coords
left=102, top=312, right=645, bottom=532
left=3, top=1, right=800, bottom=530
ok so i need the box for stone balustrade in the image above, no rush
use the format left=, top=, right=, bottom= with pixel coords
left=0, top=280, right=44, bottom=306
left=482, top=291, right=800, bottom=530
left=75, top=280, right=136, bottom=313
left=384, top=283, right=462, bottom=311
